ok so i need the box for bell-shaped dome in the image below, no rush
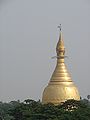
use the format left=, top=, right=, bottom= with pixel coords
left=42, top=27, right=80, bottom=105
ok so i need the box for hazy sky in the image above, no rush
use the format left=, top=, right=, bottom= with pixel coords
left=0, top=0, right=90, bottom=102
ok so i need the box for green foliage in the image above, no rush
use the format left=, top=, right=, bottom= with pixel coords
left=0, top=99, right=90, bottom=120
left=0, top=100, right=20, bottom=120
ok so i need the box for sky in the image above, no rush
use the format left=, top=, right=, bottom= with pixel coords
left=0, top=0, right=90, bottom=102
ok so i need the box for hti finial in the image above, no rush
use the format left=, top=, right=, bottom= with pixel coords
left=58, top=24, right=61, bottom=31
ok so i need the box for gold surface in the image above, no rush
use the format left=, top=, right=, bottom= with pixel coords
left=42, top=31, right=80, bottom=105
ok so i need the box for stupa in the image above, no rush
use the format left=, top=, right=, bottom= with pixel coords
left=42, top=25, right=80, bottom=105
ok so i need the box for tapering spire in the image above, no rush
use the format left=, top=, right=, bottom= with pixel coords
left=42, top=27, right=80, bottom=105
left=56, top=24, right=65, bottom=59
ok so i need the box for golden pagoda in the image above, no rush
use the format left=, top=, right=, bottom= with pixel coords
left=42, top=25, right=80, bottom=105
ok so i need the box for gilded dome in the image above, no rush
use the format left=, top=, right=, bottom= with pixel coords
left=42, top=28, right=80, bottom=105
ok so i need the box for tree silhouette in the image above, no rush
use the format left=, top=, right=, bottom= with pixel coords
left=87, top=95, right=90, bottom=100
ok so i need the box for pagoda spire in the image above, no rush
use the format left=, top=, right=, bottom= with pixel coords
left=42, top=27, right=80, bottom=105
left=56, top=24, right=65, bottom=60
